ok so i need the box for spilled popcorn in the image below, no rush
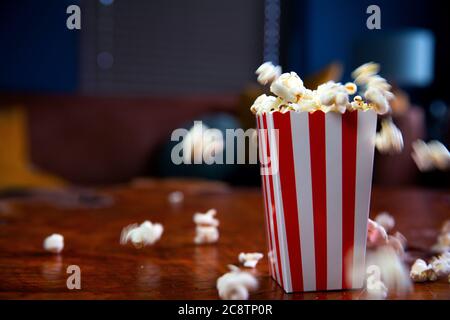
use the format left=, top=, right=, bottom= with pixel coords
left=430, top=252, right=450, bottom=277
left=168, top=191, right=184, bottom=205
left=238, top=252, right=264, bottom=268
left=251, top=61, right=394, bottom=115
left=412, top=140, right=450, bottom=172
left=375, top=119, right=404, bottom=154
left=194, top=209, right=219, bottom=244
left=410, top=259, right=437, bottom=282
left=120, top=220, right=163, bottom=248
left=432, top=220, right=450, bottom=253
left=43, top=233, right=64, bottom=254
left=216, top=265, right=258, bottom=300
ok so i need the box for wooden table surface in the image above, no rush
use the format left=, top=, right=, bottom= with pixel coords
left=0, top=179, right=449, bottom=300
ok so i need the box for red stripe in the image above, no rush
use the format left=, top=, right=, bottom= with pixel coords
left=273, top=112, right=304, bottom=292
left=341, top=111, right=358, bottom=289
left=257, top=116, right=275, bottom=280
left=263, top=114, right=284, bottom=287
left=308, top=111, right=327, bottom=291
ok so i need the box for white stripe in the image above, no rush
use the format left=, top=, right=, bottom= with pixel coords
left=259, top=115, right=281, bottom=284
left=324, top=112, right=343, bottom=290
left=290, top=112, right=316, bottom=291
left=267, top=113, right=293, bottom=293
left=257, top=116, right=273, bottom=279
left=353, top=110, right=377, bottom=288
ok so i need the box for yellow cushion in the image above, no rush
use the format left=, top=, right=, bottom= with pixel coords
left=0, top=106, right=65, bottom=190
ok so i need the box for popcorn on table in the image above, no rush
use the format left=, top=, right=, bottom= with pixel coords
left=43, top=234, right=64, bottom=254
left=251, top=61, right=394, bottom=115
left=412, top=140, right=450, bottom=172
left=120, top=220, right=163, bottom=248
left=239, top=252, right=264, bottom=268
left=366, top=280, right=388, bottom=300
left=375, top=119, right=404, bottom=154
left=216, top=265, right=258, bottom=300
left=410, top=259, right=437, bottom=282
left=374, top=212, right=395, bottom=233
left=193, top=209, right=219, bottom=244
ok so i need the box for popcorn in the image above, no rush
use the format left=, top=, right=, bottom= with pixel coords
left=375, top=212, right=395, bottom=232
left=366, top=280, right=388, bottom=300
left=120, top=220, right=163, bottom=248
left=366, top=246, right=412, bottom=296
left=316, top=81, right=351, bottom=114
left=387, top=233, right=406, bottom=258
left=168, top=191, right=184, bottom=205
left=194, top=209, right=219, bottom=244
left=412, top=140, right=450, bottom=172
left=255, top=62, right=281, bottom=85
left=270, top=72, right=306, bottom=103
left=375, top=119, right=404, bottom=154
left=238, top=252, right=264, bottom=268
left=250, top=94, right=282, bottom=114
left=367, top=219, right=388, bottom=248
left=43, top=234, right=64, bottom=254
left=431, top=220, right=450, bottom=253
left=430, top=252, right=450, bottom=277
left=216, top=265, right=258, bottom=300
left=251, top=62, right=393, bottom=115
left=410, top=259, right=437, bottom=282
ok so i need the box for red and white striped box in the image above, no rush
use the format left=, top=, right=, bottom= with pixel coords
left=256, top=110, right=377, bottom=293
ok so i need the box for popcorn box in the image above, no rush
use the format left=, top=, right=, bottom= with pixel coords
left=256, top=110, right=377, bottom=292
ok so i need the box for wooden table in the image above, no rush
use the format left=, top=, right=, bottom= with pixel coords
left=0, top=179, right=449, bottom=299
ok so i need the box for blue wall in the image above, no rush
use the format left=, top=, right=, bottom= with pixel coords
left=0, top=0, right=79, bottom=92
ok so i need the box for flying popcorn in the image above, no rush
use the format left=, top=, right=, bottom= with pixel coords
left=182, top=122, right=225, bottom=164
left=366, top=246, right=412, bottom=296
left=375, top=119, right=404, bottom=154
left=367, top=219, right=388, bottom=248
left=216, top=265, right=258, bottom=300
left=194, top=209, right=219, bottom=244
left=412, top=140, right=450, bottom=172
left=410, top=259, right=437, bottom=282
left=43, top=234, right=64, bottom=254
left=120, top=220, right=163, bottom=248
left=375, top=212, right=395, bottom=232
left=270, top=72, right=306, bottom=103
left=255, top=62, right=281, bottom=85
left=351, top=62, right=394, bottom=115
left=238, top=252, right=264, bottom=268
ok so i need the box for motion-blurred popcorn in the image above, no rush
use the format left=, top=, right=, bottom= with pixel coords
left=412, top=140, right=450, bottom=172
left=168, top=191, right=184, bottom=205
left=120, top=221, right=163, bottom=248
left=367, top=219, right=388, bottom=248
left=375, top=212, right=395, bottom=232
left=366, top=246, right=412, bottom=296
left=238, top=252, right=264, bottom=268
left=194, top=209, right=219, bottom=244
left=375, top=119, right=404, bottom=154
left=366, top=280, right=388, bottom=300
left=43, top=234, right=64, bottom=254
left=270, top=72, right=306, bottom=103
left=352, top=62, right=394, bottom=115
left=255, top=62, right=281, bottom=85
left=410, top=259, right=437, bottom=282
left=432, top=220, right=450, bottom=253
left=217, top=265, right=258, bottom=300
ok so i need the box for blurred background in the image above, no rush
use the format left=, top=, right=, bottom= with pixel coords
left=0, top=0, right=449, bottom=192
